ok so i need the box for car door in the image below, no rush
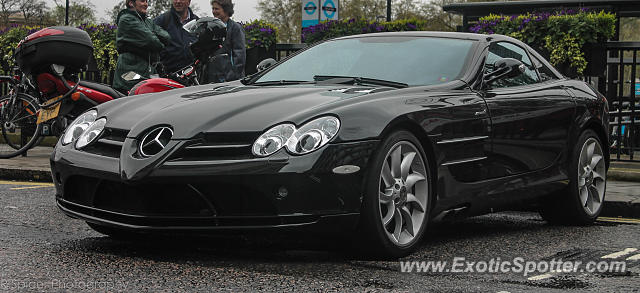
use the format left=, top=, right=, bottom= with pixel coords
left=482, top=41, right=576, bottom=178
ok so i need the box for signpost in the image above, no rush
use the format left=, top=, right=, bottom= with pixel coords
left=302, top=0, right=320, bottom=28
left=302, top=0, right=339, bottom=28
left=320, top=0, right=338, bottom=21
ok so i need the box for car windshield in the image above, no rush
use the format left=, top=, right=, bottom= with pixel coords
left=255, top=36, right=475, bottom=86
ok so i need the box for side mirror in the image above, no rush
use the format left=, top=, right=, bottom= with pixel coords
left=483, top=58, right=526, bottom=86
left=256, top=58, right=276, bottom=72
left=122, top=71, right=144, bottom=81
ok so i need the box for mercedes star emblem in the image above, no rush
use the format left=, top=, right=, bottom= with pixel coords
left=139, top=126, right=173, bottom=157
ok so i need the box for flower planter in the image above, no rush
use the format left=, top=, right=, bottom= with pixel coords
left=245, top=46, right=276, bottom=75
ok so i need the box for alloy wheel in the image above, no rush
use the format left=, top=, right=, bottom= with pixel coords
left=378, top=141, right=428, bottom=246
left=577, top=137, right=606, bottom=216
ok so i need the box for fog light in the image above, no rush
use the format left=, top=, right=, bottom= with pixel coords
left=277, top=186, right=288, bottom=200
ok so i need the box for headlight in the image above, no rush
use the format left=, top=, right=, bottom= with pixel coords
left=61, top=110, right=97, bottom=145
left=75, top=118, right=106, bottom=149
left=252, top=116, right=341, bottom=157
left=252, top=124, right=295, bottom=157
left=286, top=116, right=340, bottom=155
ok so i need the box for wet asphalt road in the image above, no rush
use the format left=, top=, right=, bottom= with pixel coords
left=0, top=181, right=639, bottom=292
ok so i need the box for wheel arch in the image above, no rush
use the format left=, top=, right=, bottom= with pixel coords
left=580, top=118, right=610, bottom=170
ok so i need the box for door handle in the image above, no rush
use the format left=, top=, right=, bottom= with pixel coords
left=475, top=109, right=487, bottom=116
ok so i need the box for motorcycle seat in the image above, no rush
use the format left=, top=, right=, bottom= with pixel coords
left=78, top=81, right=126, bottom=99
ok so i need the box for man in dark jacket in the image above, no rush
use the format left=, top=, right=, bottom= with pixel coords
left=154, top=0, right=199, bottom=74
left=113, top=0, right=170, bottom=93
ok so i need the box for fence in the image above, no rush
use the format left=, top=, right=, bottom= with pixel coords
left=605, top=41, right=640, bottom=162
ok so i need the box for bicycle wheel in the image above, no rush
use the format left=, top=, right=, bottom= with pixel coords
left=0, top=93, right=42, bottom=158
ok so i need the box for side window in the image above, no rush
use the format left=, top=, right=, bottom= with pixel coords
left=530, top=54, right=558, bottom=82
left=484, top=42, right=540, bottom=88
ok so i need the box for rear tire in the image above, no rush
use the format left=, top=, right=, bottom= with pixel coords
left=0, top=93, right=42, bottom=158
left=357, top=130, right=432, bottom=258
left=539, top=129, right=606, bottom=225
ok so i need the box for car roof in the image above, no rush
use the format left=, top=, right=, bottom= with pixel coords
left=334, top=31, right=517, bottom=43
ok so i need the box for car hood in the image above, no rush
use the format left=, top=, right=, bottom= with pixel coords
left=100, top=83, right=394, bottom=139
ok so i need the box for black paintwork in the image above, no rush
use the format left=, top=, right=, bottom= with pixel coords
left=51, top=32, right=609, bottom=231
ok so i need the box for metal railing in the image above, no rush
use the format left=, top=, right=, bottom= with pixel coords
left=605, top=41, right=640, bottom=162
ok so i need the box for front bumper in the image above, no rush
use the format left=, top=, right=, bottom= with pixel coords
left=51, top=137, right=378, bottom=232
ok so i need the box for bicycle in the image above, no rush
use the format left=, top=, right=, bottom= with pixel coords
left=0, top=73, right=43, bottom=158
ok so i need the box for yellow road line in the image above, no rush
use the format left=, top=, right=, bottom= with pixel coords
left=10, top=186, right=53, bottom=190
left=608, top=168, right=640, bottom=174
left=0, top=180, right=54, bottom=187
left=597, top=217, right=640, bottom=224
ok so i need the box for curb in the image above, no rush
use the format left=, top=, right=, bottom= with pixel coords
left=607, top=168, right=640, bottom=182
left=601, top=201, right=640, bottom=218
left=0, top=168, right=52, bottom=182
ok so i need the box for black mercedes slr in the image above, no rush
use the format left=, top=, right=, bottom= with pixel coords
left=51, top=32, right=608, bottom=258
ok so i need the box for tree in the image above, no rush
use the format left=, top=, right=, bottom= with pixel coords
left=257, top=0, right=301, bottom=43
left=19, top=0, right=48, bottom=25
left=417, top=0, right=463, bottom=31
left=392, top=0, right=422, bottom=20
left=147, top=0, right=172, bottom=19
left=108, top=2, right=126, bottom=24
left=51, top=0, right=95, bottom=26
left=0, top=0, right=18, bottom=26
left=341, top=0, right=386, bottom=21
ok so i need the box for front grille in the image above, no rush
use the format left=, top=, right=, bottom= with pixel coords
left=169, top=132, right=260, bottom=161
left=82, top=128, right=129, bottom=158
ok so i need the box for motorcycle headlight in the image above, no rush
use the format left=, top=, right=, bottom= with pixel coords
left=75, top=118, right=106, bottom=149
left=252, top=124, right=295, bottom=157
left=61, top=110, right=97, bottom=145
left=286, top=116, right=340, bottom=155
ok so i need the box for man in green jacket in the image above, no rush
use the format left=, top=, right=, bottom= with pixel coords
left=113, top=0, right=171, bottom=93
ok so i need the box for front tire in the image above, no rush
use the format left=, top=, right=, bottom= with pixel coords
left=540, top=129, right=607, bottom=224
left=357, top=130, right=432, bottom=258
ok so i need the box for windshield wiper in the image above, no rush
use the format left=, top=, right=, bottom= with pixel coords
left=250, top=80, right=312, bottom=86
left=313, top=75, right=408, bottom=89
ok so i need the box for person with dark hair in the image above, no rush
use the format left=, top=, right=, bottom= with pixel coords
left=204, top=0, right=246, bottom=83
left=154, top=0, right=199, bottom=74
left=113, top=0, right=170, bottom=93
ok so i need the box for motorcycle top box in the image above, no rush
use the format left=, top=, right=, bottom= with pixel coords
left=15, top=26, right=93, bottom=74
